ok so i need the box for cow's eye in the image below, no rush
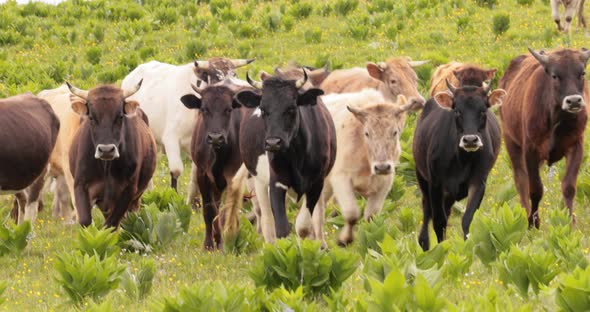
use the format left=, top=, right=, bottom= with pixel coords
left=118, top=114, right=124, bottom=120
left=581, top=72, right=586, bottom=79
left=455, top=110, right=462, bottom=117
left=393, top=130, right=398, bottom=137
left=552, top=73, right=559, bottom=80
left=390, top=79, right=397, bottom=84
left=364, top=131, right=369, bottom=138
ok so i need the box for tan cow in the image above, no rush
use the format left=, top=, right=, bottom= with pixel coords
left=551, top=0, right=586, bottom=32
left=320, top=57, right=427, bottom=106
left=296, top=88, right=423, bottom=246
left=429, top=62, right=497, bottom=98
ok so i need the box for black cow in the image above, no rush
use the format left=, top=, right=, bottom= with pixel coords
left=180, top=78, right=251, bottom=250
left=67, top=81, right=157, bottom=227
left=236, top=70, right=337, bottom=242
left=413, top=81, right=505, bottom=250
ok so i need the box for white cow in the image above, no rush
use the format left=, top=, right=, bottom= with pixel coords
left=551, top=0, right=586, bottom=32
left=296, top=89, right=423, bottom=246
left=121, top=58, right=253, bottom=201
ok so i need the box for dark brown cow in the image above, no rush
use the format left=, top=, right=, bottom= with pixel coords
left=260, top=65, right=331, bottom=88
left=500, top=48, right=590, bottom=227
left=0, top=94, right=60, bottom=222
left=179, top=78, right=252, bottom=250
left=0, top=93, right=59, bottom=224
left=67, top=81, right=157, bottom=227
left=429, top=62, right=497, bottom=97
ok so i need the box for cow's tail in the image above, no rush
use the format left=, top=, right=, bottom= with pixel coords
left=220, top=164, right=249, bottom=239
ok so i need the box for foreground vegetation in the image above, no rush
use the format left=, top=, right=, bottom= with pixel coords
left=1, top=0, right=590, bottom=310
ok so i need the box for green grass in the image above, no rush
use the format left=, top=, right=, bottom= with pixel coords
left=0, top=0, right=590, bottom=310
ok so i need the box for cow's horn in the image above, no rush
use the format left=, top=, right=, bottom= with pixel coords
left=123, top=79, right=142, bottom=98
left=194, top=60, right=210, bottom=70
left=409, top=60, right=429, bottom=67
left=528, top=48, right=549, bottom=67
left=377, top=62, right=387, bottom=70
left=246, top=72, right=262, bottom=89
left=191, top=80, right=207, bottom=94
left=274, top=67, right=284, bottom=76
left=581, top=48, right=590, bottom=63
left=482, top=80, right=491, bottom=94
left=66, top=81, right=88, bottom=100
left=295, top=68, right=308, bottom=89
left=231, top=58, right=255, bottom=68
left=445, top=79, right=457, bottom=93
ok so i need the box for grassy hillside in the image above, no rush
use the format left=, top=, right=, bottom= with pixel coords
left=0, top=0, right=590, bottom=311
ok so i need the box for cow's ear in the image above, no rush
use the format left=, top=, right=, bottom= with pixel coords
left=124, top=100, right=139, bottom=115
left=180, top=94, right=202, bottom=110
left=488, top=89, right=507, bottom=108
left=297, top=88, right=324, bottom=106
left=236, top=90, right=261, bottom=108
left=433, top=91, right=453, bottom=110
left=260, top=71, right=272, bottom=81
left=70, top=94, right=88, bottom=115
left=486, top=68, right=497, bottom=80
left=347, top=105, right=367, bottom=123
left=366, top=62, right=383, bottom=80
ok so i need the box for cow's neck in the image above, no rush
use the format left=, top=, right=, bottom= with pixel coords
left=269, top=123, right=308, bottom=196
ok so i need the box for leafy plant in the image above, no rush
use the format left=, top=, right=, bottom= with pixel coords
left=120, top=259, right=155, bottom=301
left=54, top=250, right=125, bottom=304
left=364, top=266, right=449, bottom=311
left=556, top=266, right=590, bottom=312
left=0, top=281, right=6, bottom=306
left=223, top=216, right=262, bottom=255
left=497, top=244, right=560, bottom=297
left=304, top=28, right=322, bottom=44
left=468, top=203, right=527, bottom=265
left=249, top=238, right=359, bottom=296
left=77, top=224, right=119, bottom=260
left=142, top=188, right=191, bottom=232
left=86, top=47, right=102, bottom=65
left=0, top=220, right=31, bottom=256
left=356, top=214, right=400, bottom=256
left=162, top=281, right=252, bottom=312
left=119, top=203, right=182, bottom=254
left=492, top=13, right=510, bottom=37
left=334, top=0, right=358, bottom=16
left=289, top=3, right=313, bottom=18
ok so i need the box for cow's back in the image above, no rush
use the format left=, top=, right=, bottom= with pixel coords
left=320, top=68, right=379, bottom=95
left=0, top=94, right=59, bottom=191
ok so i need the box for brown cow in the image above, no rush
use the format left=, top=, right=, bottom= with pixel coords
left=500, top=48, right=590, bottom=227
left=0, top=93, right=59, bottom=224
left=429, top=62, right=496, bottom=97
left=67, top=81, right=157, bottom=227
left=260, top=65, right=330, bottom=88
left=320, top=57, right=427, bottom=105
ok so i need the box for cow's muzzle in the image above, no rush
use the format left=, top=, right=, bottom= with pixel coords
left=95, top=144, right=120, bottom=160
left=373, top=162, right=393, bottom=175
left=459, top=135, right=483, bottom=152
left=207, top=133, right=226, bottom=148
left=562, top=95, right=585, bottom=113
left=264, top=137, right=282, bottom=152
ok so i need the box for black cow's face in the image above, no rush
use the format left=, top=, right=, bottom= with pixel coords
left=236, top=75, right=324, bottom=152
left=435, top=84, right=505, bottom=152
left=67, top=81, right=142, bottom=160
left=180, top=83, right=241, bottom=149
left=530, top=48, right=590, bottom=113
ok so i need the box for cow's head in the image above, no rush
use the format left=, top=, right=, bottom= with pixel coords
left=180, top=78, right=246, bottom=149
left=193, top=57, right=254, bottom=84
left=347, top=94, right=423, bottom=175
left=529, top=48, right=590, bottom=113
left=453, top=66, right=496, bottom=88
left=434, top=80, right=506, bottom=152
left=236, top=70, right=324, bottom=152
left=260, top=65, right=330, bottom=88
left=366, top=57, right=427, bottom=106
left=66, top=81, right=142, bottom=160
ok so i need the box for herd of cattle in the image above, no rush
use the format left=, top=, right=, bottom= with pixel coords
left=0, top=47, right=589, bottom=251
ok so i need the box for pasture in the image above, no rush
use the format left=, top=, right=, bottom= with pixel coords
left=1, top=0, right=590, bottom=310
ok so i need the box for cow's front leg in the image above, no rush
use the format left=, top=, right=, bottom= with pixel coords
left=551, top=0, right=564, bottom=30
left=197, top=173, right=217, bottom=250
left=105, top=186, right=136, bottom=228
left=462, top=178, right=486, bottom=239
left=330, top=175, right=360, bottom=246
left=269, top=176, right=289, bottom=238
left=563, top=141, right=583, bottom=224
left=73, top=183, right=92, bottom=226
left=363, top=175, right=394, bottom=221
left=304, top=181, right=327, bottom=248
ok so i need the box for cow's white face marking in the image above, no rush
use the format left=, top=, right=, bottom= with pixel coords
left=459, top=136, right=483, bottom=152
left=275, top=182, right=289, bottom=190
left=562, top=94, right=585, bottom=113
left=252, top=107, right=262, bottom=117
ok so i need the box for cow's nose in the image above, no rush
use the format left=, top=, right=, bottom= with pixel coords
left=374, top=163, right=392, bottom=175
left=265, top=138, right=282, bottom=152
left=207, top=133, right=225, bottom=146
left=462, top=135, right=479, bottom=145
left=95, top=144, right=119, bottom=160
left=566, top=95, right=584, bottom=108
left=411, top=95, right=426, bottom=107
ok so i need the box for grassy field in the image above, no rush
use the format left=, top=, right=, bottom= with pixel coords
left=1, top=0, right=590, bottom=311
